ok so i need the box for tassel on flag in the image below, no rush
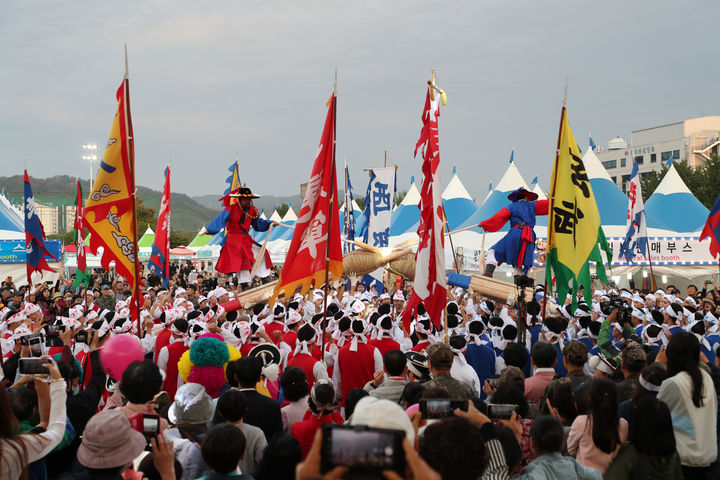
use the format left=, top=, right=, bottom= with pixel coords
left=401, top=73, right=447, bottom=330
left=149, top=167, right=171, bottom=287
left=24, top=170, right=58, bottom=281
left=271, top=92, right=343, bottom=300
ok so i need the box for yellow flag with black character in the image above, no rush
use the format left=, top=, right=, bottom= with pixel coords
left=546, top=107, right=612, bottom=305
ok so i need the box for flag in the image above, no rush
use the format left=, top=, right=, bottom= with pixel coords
left=589, top=134, right=596, bottom=151
left=84, top=76, right=140, bottom=319
left=700, top=191, right=720, bottom=260
left=149, top=167, right=171, bottom=287
left=509, top=148, right=515, bottom=163
left=224, top=161, right=242, bottom=204
left=72, top=180, right=91, bottom=288
left=24, top=170, right=57, bottom=281
left=343, top=163, right=356, bottom=254
left=402, top=85, right=447, bottom=330
left=618, top=160, right=648, bottom=263
left=360, top=167, right=395, bottom=290
left=546, top=107, right=612, bottom=306
left=664, top=153, right=674, bottom=167
left=271, top=93, right=342, bottom=300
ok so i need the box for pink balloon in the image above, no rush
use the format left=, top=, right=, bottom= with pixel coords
left=100, top=334, right=144, bottom=380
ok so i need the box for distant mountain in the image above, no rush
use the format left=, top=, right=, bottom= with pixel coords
left=0, top=175, right=219, bottom=233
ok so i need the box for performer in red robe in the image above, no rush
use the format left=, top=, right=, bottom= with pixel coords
left=479, top=187, right=549, bottom=277
left=206, top=186, right=278, bottom=289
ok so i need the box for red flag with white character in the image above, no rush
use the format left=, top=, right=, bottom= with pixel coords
left=401, top=80, right=447, bottom=331
left=271, top=94, right=343, bottom=300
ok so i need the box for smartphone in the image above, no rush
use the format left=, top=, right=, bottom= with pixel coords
left=130, top=413, right=160, bottom=438
left=18, top=358, right=52, bottom=375
left=20, top=332, right=42, bottom=346
left=600, top=340, right=621, bottom=357
left=419, top=399, right=468, bottom=419
left=487, top=377, right=499, bottom=389
left=487, top=404, right=518, bottom=420
left=29, top=335, right=44, bottom=357
left=321, top=424, right=405, bottom=477
left=48, top=324, right=66, bottom=335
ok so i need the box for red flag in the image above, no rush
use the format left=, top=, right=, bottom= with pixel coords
left=271, top=93, right=343, bottom=299
left=149, top=167, right=171, bottom=287
left=74, top=179, right=87, bottom=274
left=402, top=86, right=447, bottom=330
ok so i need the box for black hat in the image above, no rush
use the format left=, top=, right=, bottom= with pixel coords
left=249, top=343, right=281, bottom=366
left=232, top=187, right=260, bottom=199
left=446, top=314, right=460, bottom=329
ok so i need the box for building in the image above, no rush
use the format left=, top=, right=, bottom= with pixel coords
left=596, top=115, right=720, bottom=194
left=35, top=203, right=76, bottom=235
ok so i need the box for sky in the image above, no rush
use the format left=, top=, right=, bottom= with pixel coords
left=2, top=1, right=719, bottom=204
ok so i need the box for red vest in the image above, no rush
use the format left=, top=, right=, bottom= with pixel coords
left=155, top=329, right=172, bottom=363
left=412, top=340, right=431, bottom=353
left=337, top=343, right=376, bottom=405
left=264, top=322, right=286, bottom=346
left=287, top=352, right=319, bottom=389
left=163, top=341, right=188, bottom=400
left=369, top=337, right=401, bottom=358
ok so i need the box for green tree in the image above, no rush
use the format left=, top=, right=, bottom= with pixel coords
left=355, top=197, right=365, bottom=211
left=640, top=157, right=720, bottom=209
left=169, top=229, right=192, bottom=248
left=276, top=203, right=290, bottom=218
left=136, top=197, right=157, bottom=231
left=48, top=231, right=75, bottom=244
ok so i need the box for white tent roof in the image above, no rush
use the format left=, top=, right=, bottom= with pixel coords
left=269, top=209, right=282, bottom=222
left=654, top=164, right=692, bottom=195
left=583, top=148, right=613, bottom=181
left=494, top=160, right=529, bottom=192
left=442, top=166, right=473, bottom=200
left=143, top=227, right=154, bottom=235
left=281, top=206, right=297, bottom=222
left=401, top=181, right=421, bottom=206
left=529, top=177, right=547, bottom=200
left=645, top=164, right=709, bottom=233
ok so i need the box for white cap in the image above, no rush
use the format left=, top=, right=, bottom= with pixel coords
left=392, top=290, right=405, bottom=302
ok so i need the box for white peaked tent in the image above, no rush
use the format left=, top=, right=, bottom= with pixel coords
left=338, top=199, right=363, bottom=238
left=529, top=177, right=547, bottom=200
left=457, top=160, right=531, bottom=232
left=442, top=166, right=479, bottom=230
left=390, top=178, right=421, bottom=241
left=645, top=164, right=709, bottom=234
left=254, top=209, right=282, bottom=242
left=0, top=192, right=23, bottom=240
left=266, top=207, right=297, bottom=264
left=582, top=147, right=629, bottom=235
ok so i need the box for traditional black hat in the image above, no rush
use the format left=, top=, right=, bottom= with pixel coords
left=231, top=187, right=260, bottom=199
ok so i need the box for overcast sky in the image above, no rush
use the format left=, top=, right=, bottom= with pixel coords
left=2, top=1, right=719, bottom=204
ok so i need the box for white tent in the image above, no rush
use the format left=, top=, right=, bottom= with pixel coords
left=442, top=166, right=479, bottom=230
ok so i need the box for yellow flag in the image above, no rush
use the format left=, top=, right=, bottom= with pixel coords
left=546, top=107, right=611, bottom=303
left=84, top=78, right=139, bottom=317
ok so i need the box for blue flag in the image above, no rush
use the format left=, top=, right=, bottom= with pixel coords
left=589, top=135, right=596, bottom=151
left=618, top=160, right=648, bottom=263
left=24, top=170, right=57, bottom=281
left=664, top=154, right=674, bottom=167
left=509, top=149, right=514, bottom=163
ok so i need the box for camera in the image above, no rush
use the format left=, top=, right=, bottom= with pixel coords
left=599, top=295, right=633, bottom=325
left=18, top=358, right=52, bottom=375
left=75, top=330, right=89, bottom=344
left=513, top=274, right=534, bottom=288
left=321, top=424, right=405, bottom=477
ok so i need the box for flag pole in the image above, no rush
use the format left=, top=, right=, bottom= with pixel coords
left=321, top=70, right=338, bottom=366
left=124, top=44, right=142, bottom=337
left=645, top=237, right=657, bottom=291
left=542, top=79, right=568, bottom=320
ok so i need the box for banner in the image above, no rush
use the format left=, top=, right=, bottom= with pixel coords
left=0, top=239, right=62, bottom=264
left=546, top=107, right=612, bottom=305
left=271, top=93, right=343, bottom=300
left=84, top=76, right=140, bottom=319
left=149, top=167, right=171, bottom=287
left=362, top=167, right=396, bottom=249
left=24, top=170, right=57, bottom=280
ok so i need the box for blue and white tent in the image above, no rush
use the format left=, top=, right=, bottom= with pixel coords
left=0, top=192, right=24, bottom=240
left=253, top=209, right=282, bottom=242
left=645, top=164, right=709, bottom=234
left=582, top=147, right=629, bottom=234
left=338, top=199, right=363, bottom=238
left=529, top=176, right=547, bottom=201
left=456, top=159, right=530, bottom=233
left=442, top=166, right=479, bottom=230
left=390, top=178, right=421, bottom=239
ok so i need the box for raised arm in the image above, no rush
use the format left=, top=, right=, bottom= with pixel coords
left=479, top=208, right=511, bottom=233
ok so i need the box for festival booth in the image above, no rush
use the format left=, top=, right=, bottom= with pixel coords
left=0, top=193, right=63, bottom=284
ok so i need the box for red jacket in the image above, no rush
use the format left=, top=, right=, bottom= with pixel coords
left=337, top=343, right=376, bottom=405
left=369, top=337, right=401, bottom=358
left=291, top=411, right=344, bottom=459
left=163, top=341, right=188, bottom=400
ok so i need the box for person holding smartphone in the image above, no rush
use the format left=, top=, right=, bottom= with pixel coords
left=0, top=356, right=67, bottom=479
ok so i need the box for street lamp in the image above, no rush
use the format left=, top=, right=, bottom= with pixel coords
left=82, top=144, right=98, bottom=192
